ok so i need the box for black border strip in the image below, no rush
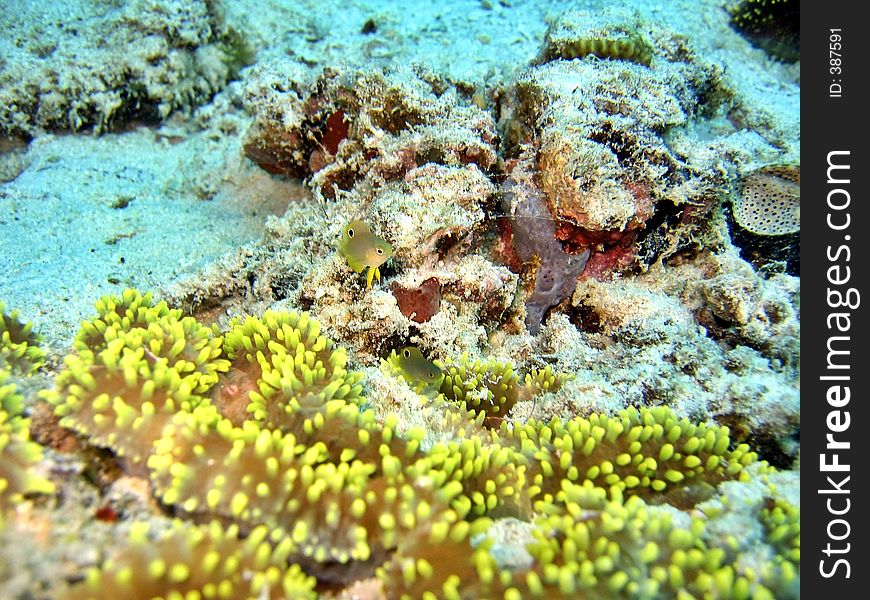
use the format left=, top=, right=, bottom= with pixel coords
left=803, top=0, right=868, bottom=595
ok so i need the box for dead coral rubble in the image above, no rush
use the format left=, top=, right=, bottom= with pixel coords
left=0, top=1, right=249, bottom=137
left=500, top=7, right=733, bottom=279
left=242, top=64, right=512, bottom=355
left=242, top=65, right=497, bottom=201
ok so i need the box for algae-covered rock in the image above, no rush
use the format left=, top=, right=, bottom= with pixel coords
left=0, top=0, right=248, bottom=137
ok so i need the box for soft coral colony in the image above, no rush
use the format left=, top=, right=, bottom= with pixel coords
left=0, top=289, right=795, bottom=599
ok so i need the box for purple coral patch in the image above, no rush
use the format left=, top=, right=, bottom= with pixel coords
left=504, top=175, right=590, bottom=335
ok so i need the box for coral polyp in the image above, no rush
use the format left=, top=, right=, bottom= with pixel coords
left=60, top=521, right=317, bottom=600
left=0, top=302, right=45, bottom=375
left=437, top=353, right=520, bottom=427
left=44, top=291, right=230, bottom=465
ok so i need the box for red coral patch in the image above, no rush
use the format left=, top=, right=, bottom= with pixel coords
left=322, top=109, right=349, bottom=155
left=391, top=279, right=442, bottom=323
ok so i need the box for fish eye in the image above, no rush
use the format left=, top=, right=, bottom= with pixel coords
left=347, top=228, right=355, bottom=238
left=403, top=349, right=411, bottom=358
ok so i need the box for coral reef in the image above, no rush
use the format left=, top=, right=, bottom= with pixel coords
left=499, top=5, right=736, bottom=284
left=242, top=65, right=497, bottom=202
left=0, top=0, right=801, bottom=597
left=4, top=289, right=798, bottom=598
left=555, top=257, right=800, bottom=465
left=235, top=64, right=514, bottom=360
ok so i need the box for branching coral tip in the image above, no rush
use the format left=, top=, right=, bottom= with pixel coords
left=338, top=220, right=394, bottom=288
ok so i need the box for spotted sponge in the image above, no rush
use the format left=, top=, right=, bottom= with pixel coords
left=731, top=164, right=800, bottom=236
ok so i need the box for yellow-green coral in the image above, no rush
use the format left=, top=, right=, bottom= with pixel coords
left=730, top=0, right=794, bottom=28
left=45, top=289, right=229, bottom=464
left=0, top=301, right=44, bottom=374
left=420, top=435, right=529, bottom=519
left=48, top=343, right=215, bottom=464
left=758, top=497, right=800, bottom=592
left=39, top=290, right=797, bottom=599
left=223, top=311, right=334, bottom=378
left=506, top=406, right=761, bottom=508
left=377, top=513, right=498, bottom=600
left=523, top=365, right=573, bottom=397
left=60, top=520, right=317, bottom=600
left=149, top=407, right=447, bottom=568
left=248, top=331, right=365, bottom=431
left=74, top=289, right=175, bottom=353
left=437, top=353, right=519, bottom=427
left=519, top=482, right=766, bottom=599
left=0, top=371, right=54, bottom=515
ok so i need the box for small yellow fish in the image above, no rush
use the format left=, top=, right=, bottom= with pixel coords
left=338, top=220, right=393, bottom=288
left=393, top=346, right=445, bottom=392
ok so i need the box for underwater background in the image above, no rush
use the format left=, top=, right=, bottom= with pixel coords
left=1, top=0, right=799, bottom=598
